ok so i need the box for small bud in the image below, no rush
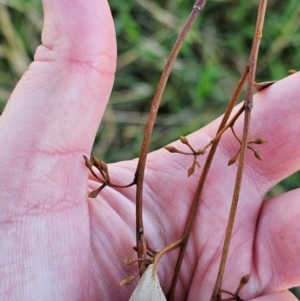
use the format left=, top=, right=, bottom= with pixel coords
left=124, top=259, right=132, bottom=265
left=92, top=156, right=102, bottom=170
left=100, top=160, right=108, bottom=172
left=240, top=274, right=250, bottom=284
left=254, top=137, right=267, bottom=144
left=228, top=150, right=240, bottom=166
left=119, top=275, right=135, bottom=286
left=88, top=190, right=99, bottom=198
left=84, top=155, right=101, bottom=180
left=180, top=136, right=189, bottom=145
left=88, top=184, right=106, bottom=198
left=92, top=156, right=108, bottom=173
left=197, top=148, right=206, bottom=155
left=164, top=145, right=178, bottom=153
left=92, top=156, right=100, bottom=164
left=92, top=157, right=110, bottom=182
left=289, top=69, right=297, bottom=75
left=228, top=156, right=237, bottom=166
left=83, top=155, right=93, bottom=169
left=188, top=164, right=195, bottom=177
left=254, top=150, right=263, bottom=161
left=124, top=258, right=139, bottom=265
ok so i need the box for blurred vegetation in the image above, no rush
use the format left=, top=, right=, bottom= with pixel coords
left=0, top=0, right=299, bottom=297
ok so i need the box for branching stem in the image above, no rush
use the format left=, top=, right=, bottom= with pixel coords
left=167, top=59, right=249, bottom=301
left=210, top=1, right=267, bottom=300
left=202, top=105, right=246, bottom=151
left=134, top=0, right=208, bottom=275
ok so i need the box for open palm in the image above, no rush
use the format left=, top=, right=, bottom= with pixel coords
left=1, top=1, right=299, bottom=300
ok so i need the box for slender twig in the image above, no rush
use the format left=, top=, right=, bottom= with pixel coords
left=230, top=126, right=242, bottom=145
left=83, top=155, right=136, bottom=198
left=134, top=0, right=208, bottom=275
left=167, top=62, right=249, bottom=301
left=202, top=104, right=246, bottom=150
left=153, top=237, right=184, bottom=271
left=210, top=1, right=267, bottom=300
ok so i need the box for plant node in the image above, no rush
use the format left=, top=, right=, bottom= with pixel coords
left=133, top=244, right=158, bottom=258
left=120, top=256, right=154, bottom=286
left=228, top=127, right=267, bottom=165
left=84, top=155, right=135, bottom=198
left=164, top=136, right=208, bottom=176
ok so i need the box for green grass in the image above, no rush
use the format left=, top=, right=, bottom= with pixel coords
left=1, top=0, right=300, bottom=298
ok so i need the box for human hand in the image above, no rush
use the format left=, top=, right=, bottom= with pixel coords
left=1, top=1, right=299, bottom=300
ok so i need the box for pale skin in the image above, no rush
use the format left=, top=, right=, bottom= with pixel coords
left=0, top=1, right=300, bottom=300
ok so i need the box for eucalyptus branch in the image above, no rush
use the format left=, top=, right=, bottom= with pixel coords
left=134, top=0, right=208, bottom=275
left=210, top=1, right=268, bottom=300
left=166, top=3, right=268, bottom=299
left=167, top=57, right=249, bottom=301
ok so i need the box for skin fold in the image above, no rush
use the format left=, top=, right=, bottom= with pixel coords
left=0, top=0, right=299, bottom=300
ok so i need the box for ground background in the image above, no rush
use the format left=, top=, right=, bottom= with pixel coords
left=0, top=0, right=299, bottom=298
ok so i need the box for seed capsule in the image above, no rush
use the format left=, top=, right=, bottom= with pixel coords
left=180, top=136, right=189, bottom=144
left=164, top=145, right=178, bottom=153
left=254, top=137, right=267, bottom=144
left=254, top=150, right=263, bottom=161
left=188, top=164, right=195, bottom=177
left=119, top=275, right=135, bottom=286
left=197, top=148, right=206, bottom=155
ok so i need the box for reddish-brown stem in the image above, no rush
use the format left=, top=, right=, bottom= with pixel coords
left=230, top=126, right=242, bottom=145
left=210, top=1, right=267, bottom=300
left=153, top=237, right=184, bottom=271
left=134, top=0, right=208, bottom=275
left=167, top=66, right=249, bottom=301
left=203, top=104, right=246, bottom=150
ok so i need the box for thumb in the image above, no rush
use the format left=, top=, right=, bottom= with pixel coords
left=0, top=0, right=116, bottom=155
left=0, top=0, right=116, bottom=208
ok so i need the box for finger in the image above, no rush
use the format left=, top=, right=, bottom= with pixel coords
left=142, top=72, right=300, bottom=207
left=0, top=0, right=116, bottom=207
left=0, top=1, right=116, bottom=299
left=148, top=71, right=300, bottom=239
left=210, top=72, right=300, bottom=192
left=117, top=72, right=300, bottom=296
left=162, top=72, right=300, bottom=201
left=0, top=0, right=116, bottom=157
left=251, top=189, right=300, bottom=294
